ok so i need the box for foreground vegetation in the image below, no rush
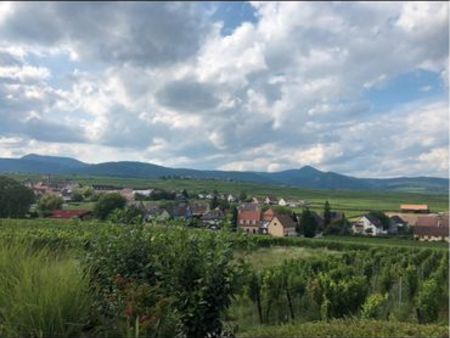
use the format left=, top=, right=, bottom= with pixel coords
left=0, top=243, right=90, bottom=338
left=0, top=218, right=448, bottom=337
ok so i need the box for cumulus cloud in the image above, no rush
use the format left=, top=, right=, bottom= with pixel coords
left=0, top=2, right=447, bottom=177
left=0, top=2, right=210, bottom=67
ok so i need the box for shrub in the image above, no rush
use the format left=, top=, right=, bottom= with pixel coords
left=84, top=226, right=238, bottom=338
left=93, top=193, right=126, bottom=220
left=361, top=294, right=388, bottom=319
left=37, top=193, right=64, bottom=215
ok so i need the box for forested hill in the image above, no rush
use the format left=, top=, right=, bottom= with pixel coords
left=0, top=154, right=447, bottom=194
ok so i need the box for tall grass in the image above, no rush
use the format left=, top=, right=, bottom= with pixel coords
left=0, top=242, right=91, bottom=337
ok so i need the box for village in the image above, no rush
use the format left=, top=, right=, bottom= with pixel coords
left=26, top=178, right=450, bottom=242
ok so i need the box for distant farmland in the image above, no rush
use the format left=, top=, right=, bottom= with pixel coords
left=11, top=174, right=449, bottom=219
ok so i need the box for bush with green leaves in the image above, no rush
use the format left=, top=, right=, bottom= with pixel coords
left=361, top=293, right=388, bottom=319
left=84, top=225, right=241, bottom=338
left=37, top=193, right=64, bottom=215
left=93, top=192, right=126, bottom=220
left=108, top=205, right=144, bottom=224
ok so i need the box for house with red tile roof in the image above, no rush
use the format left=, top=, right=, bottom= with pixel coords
left=50, top=209, right=92, bottom=220
left=413, top=214, right=449, bottom=242
left=400, top=204, right=429, bottom=213
left=238, top=204, right=262, bottom=234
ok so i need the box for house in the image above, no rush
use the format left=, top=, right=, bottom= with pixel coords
left=61, top=189, right=73, bottom=202
left=287, top=200, right=299, bottom=207
left=262, top=208, right=276, bottom=222
left=146, top=208, right=171, bottom=222
left=385, top=212, right=421, bottom=227
left=226, top=194, right=237, bottom=203
left=144, top=204, right=160, bottom=221
left=133, top=189, right=154, bottom=198
left=120, top=188, right=135, bottom=202
left=278, top=198, right=287, bottom=206
left=352, top=214, right=387, bottom=236
left=413, top=214, right=449, bottom=242
left=400, top=204, right=429, bottom=214
left=298, top=200, right=310, bottom=207
left=206, top=193, right=215, bottom=200
left=92, top=184, right=120, bottom=193
left=264, top=195, right=278, bottom=205
left=389, top=215, right=408, bottom=234
left=50, top=209, right=92, bottom=220
left=190, top=203, right=209, bottom=218
left=170, top=203, right=192, bottom=220
left=31, top=183, right=53, bottom=196
left=268, top=215, right=297, bottom=237
left=260, top=208, right=276, bottom=234
left=198, top=193, right=206, bottom=199
left=201, top=208, right=225, bottom=226
left=252, top=197, right=262, bottom=204
left=238, top=203, right=261, bottom=234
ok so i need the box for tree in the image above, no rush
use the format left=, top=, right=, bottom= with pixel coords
left=323, top=200, right=331, bottom=226
left=368, top=210, right=390, bottom=231
left=108, top=205, right=143, bottom=224
left=210, top=195, right=219, bottom=210
left=324, top=214, right=351, bottom=235
left=218, top=199, right=230, bottom=211
left=37, top=193, right=64, bottom=215
left=0, top=176, right=35, bottom=218
left=248, top=271, right=263, bottom=323
left=181, top=189, right=189, bottom=199
left=238, top=191, right=247, bottom=202
left=230, top=206, right=238, bottom=231
left=81, top=186, right=94, bottom=200
left=71, top=190, right=84, bottom=202
left=93, top=193, right=126, bottom=220
left=339, top=214, right=351, bottom=235
left=272, top=206, right=293, bottom=216
left=300, top=208, right=318, bottom=238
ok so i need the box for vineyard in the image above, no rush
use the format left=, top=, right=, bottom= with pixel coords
left=0, top=218, right=448, bottom=337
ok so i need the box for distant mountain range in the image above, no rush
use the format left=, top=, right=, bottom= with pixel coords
left=0, top=154, right=448, bottom=194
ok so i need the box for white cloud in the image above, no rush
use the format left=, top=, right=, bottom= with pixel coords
left=0, top=2, right=447, bottom=177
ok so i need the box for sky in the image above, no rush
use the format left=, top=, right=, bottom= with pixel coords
left=0, top=1, right=448, bottom=178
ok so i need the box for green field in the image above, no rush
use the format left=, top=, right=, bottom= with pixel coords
left=235, top=247, right=342, bottom=271
left=0, top=218, right=448, bottom=337
left=11, top=174, right=449, bottom=219
left=237, top=319, right=449, bottom=337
